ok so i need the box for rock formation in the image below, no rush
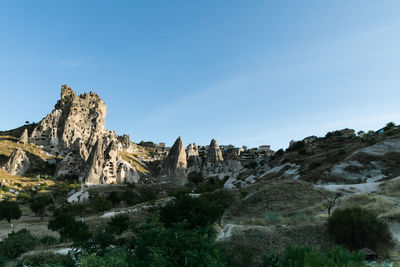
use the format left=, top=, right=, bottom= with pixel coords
left=24, top=85, right=141, bottom=184
left=4, top=148, right=30, bottom=175
left=206, top=139, right=224, bottom=163
left=30, top=85, right=108, bottom=153
left=18, top=129, right=28, bottom=144
left=82, top=138, right=140, bottom=184
left=161, top=137, right=187, bottom=185
left=186, top=143, right=199, bottom=158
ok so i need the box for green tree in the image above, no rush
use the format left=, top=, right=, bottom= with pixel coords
left=133, top=221, right=226, bottom=266
left=159, top=193, right=224, bottom=230
left=107, top=192, right=121, bottom=207
left=328, top=207, right=393, bottom=251
left=0, top=229, right=37, bottom=259
left=29, top=194, right=53, bottom=220
left=92, top=195, right=113, bottom=212
left=106, top=214, right=130, bottom=235
left=0, top=198, right=22, bottom=227
left=48, top=207, right=92, bottom=242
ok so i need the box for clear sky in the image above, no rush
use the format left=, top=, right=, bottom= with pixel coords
left=1, top=1, right=400, bottom=150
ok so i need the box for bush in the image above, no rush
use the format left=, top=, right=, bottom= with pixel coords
left=48, top=207, right=92, bottom=242
left=328, top=207, right=393, bottom=251
left=80, top=247, right=132, bottom=267
left=133, top=221, right=225, bottom=266
left=107, top=192, right=121, bottom=206
left=92, top=195, right=113, bottom=212
left=159, top=193, right=224, bottom=229
left=121, top=190, right=136, bottom=205
left=40, top=235, right=59, bottom=246
left=138, top=188, right=157, bottom=203
left=0, top=229, right=37, bottom=258
left=261, top=246, right=364, bottom=267
left=107, top=214, right=130, bottom=235
left=17, top=252, right=74, bottom=267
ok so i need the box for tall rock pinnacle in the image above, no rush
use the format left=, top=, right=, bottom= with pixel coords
left=161, top=137, right=187, bottom=185
left=207, top=139, right=224, bottom=162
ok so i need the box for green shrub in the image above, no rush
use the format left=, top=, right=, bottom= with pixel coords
left=264, top=211, right=281, bottom=225
left=261, top=252, right=281, bottom=267
left=106, top=214, right=130, bottom=235
left=159, top=193, right=224, bottom=229
left=107, top=192, right=121, bottom=206
left=261, top=246, right=364, bottom=267
left=80, top=247, right=132, bottom=267
left=0, top=229, right=37, bottom=258
left=17, top=252, right=74, bottom=267
left=121, top=190, right=136, bottom=205
left=138, top=188, right=158, bottom=203
left=40, top=235, right=59, bottom=246
left=92, top=195, right=113, bottom=212
left=328, top=207, right=393, bottom=251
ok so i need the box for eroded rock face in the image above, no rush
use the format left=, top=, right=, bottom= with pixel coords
left=207, top=139, right=224, bottom=163
left=186, top=143, right=199, bottom=158
left=18, top=129, right=28, bottom=144
left=161, top=137, right=187, bottom=185
left=4, top=148, right=30, bottom=175
left=30, top=85, right=107, bottom=153
left=82, top=139, right=140, bottom=184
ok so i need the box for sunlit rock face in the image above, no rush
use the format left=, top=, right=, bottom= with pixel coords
left=4, top=148, right=30, bottom=176
left=161, top=137, right=188, bottom=185
left=30, top=85, right=107, bottom=154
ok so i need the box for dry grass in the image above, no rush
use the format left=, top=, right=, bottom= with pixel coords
left=120, top=150, right=149, bottom=173
left=338, top=193, right=397, bottom=216
left=0, top=136, right=55, bottom=161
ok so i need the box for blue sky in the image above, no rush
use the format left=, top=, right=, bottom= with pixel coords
left=1, top=1, right=400, bottom=150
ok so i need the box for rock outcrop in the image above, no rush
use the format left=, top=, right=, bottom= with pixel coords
left=161, top=137, right=187, bottom=185
left=186, top=143, right=199, bottom=158
left=82, top=138, right=140, bottom=184
left=206, top=139, right=224, bottom=163
left=30, top=85, right=108, bottom=153
left=4, top=148, right=30, bottom=175
left=18, top=129, right=28, bottom=144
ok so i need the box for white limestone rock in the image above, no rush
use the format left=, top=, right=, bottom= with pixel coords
left=4, top=148, right=30, bottom=176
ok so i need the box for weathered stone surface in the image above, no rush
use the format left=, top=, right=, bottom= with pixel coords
left=4, top=148, right=30, bottom=175
left=206, top=139, right=224, bottom=163
left=18, top=129, right=28, bottom=144
left=82, top=138, right=140, bottom=184
left=186, top=143, right=199, bottom=158
left=161, top=137, right=187, bottom=185
left=30, top=85, right=107, bottom=153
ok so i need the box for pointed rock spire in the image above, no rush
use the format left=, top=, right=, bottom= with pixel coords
left=18, top=129, right=28, bottom=144
left=207, top=139, right=224, bottom=162
left=161, top=137, right=187, bottom=185
left=186, top=143, right=199, bottom=158
left=4, top=148, right=30, bottom=175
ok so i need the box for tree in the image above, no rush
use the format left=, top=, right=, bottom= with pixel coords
left=70, top=203, right=87, bottom=222
left=29, top=194, right=53, bottom=220
left=107, top=192, right=121, bottom=207
left=322, top=193, right=341, bottom=215
left=106, top=214, right=130, bottom=235
left=0, top=198, right=22, bottom=227
left=159, top=193, right=224, bottom=230
left=133, top=221, right=226, bottom=266
left=328, top=207, right=393, bottom=251
left=0, top=229, right=37, bottom=259
left=48, top=207, right=92, bottom=242
left=92, top=195, right=112, bottom=212
left=385, top=122, right=396, bottom=130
